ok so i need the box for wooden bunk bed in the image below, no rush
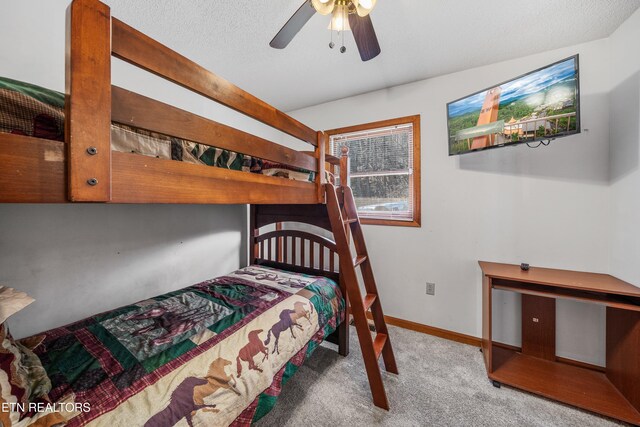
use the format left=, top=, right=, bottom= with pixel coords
left=0, top=0, right=398, bottom=424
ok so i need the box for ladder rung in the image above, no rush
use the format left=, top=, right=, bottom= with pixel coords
left=363, top=294, right=377, bottom=311
left=373, top=333, right=388, bottom=360
left=343, top=218, right=357, bottom=225
left=353, top=255, right=367, bottom=267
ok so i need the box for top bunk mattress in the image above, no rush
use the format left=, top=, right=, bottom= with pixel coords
left=15, top=265, right=344, bottom=427
left=0, top=77, right=316, bottom=182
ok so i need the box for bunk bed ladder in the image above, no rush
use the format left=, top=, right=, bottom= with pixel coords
left=325, top=183, right=399, bottom=410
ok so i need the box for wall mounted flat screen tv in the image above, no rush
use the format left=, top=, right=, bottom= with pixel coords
left=447, top=55, right=580, bottom=156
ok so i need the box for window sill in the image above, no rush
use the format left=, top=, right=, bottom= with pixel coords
left=360, top=218, right=421, bottom=228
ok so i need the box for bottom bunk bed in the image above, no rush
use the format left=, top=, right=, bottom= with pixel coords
left=2, top=265, right=345, bottom=427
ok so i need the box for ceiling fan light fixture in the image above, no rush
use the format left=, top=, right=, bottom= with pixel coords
left=355, top=0, right=377, bottom=16
left=311, top=0, right=336, bottom=15
left=328, top=3, right=351, bottom=32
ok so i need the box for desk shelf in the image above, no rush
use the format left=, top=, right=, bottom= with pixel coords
left=491, top=346, right=640, bottom=425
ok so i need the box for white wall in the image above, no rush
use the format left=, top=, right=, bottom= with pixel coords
left=0, top=0, right=275, bottom=338
left=609, top=9, right=640, bottom=285
left=289, top=40, right=613, bottom=365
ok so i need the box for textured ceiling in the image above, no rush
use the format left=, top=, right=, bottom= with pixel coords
left=104, top=0, right=640, bottom=111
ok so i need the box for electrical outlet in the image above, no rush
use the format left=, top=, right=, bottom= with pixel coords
left=426, top=282, right=436, bottom=296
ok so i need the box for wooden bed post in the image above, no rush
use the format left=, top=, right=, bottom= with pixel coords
left=275, top=222, right=284, bottom=262
left=337, top=145, right=351, bottom=356
left=338, top=146, right=352, bottom=244
left=336, top=274, right=350, bottom=357
left=316, top=131, right=327, bottom=203
left=249, top=205, right=258, bottom=265
left=340, top=146, right=350, bottom=188
left=66, top=0, right=112, bottom=202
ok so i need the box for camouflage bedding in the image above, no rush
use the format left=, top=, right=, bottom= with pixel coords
left=0, top=77, right=315, bottom=182
left=19, top=266, right=344, bottom=426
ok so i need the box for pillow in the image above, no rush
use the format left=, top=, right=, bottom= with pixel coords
left=0, top=286, right=34, bottom=324
left=0, top=340, right=60, bottom=426
left=0, top=331, right=62, bottom=426
left=0, top=287, right=53, bottom=425
left=1, top=324, right=30, bottom=407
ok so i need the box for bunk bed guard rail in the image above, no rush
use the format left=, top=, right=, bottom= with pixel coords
left=65, top=0, right=332, bottom=204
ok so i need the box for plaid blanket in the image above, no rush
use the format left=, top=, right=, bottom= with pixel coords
left=20, top=266, right=343, bottom=426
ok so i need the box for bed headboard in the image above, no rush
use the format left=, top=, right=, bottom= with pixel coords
left=249, top=204, right=340, bottom=283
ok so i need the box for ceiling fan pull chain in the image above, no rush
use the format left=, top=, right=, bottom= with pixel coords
left=329, top=14, right=335, bottom=49
left=340, top=9, right=346, bottom=54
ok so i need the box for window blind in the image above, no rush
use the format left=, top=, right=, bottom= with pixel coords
left=330, top=123, right=415, bottom=222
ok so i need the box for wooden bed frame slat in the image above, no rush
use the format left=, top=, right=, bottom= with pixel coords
left=0, top=138, right=326, bottom=205
left=66, top=0, right=112, bottom=202
left=111, top=87, right=318, bottom=172
left=316, top=132, right=327, bottom=202
left=291, top=237, right=297, bottom=266
left=330, top=250, right=335, bottom=272
left=110, top=18, right=317, bottom=146
left=283, top=235, right=289, bottom=264
left=110, top=152, right=318, bottom=204
left=0, top=134, right=67, bottom=203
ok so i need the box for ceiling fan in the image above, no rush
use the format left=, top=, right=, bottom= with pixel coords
left=270, top=0, right=381, bottom=62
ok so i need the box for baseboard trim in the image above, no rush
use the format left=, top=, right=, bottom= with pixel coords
left=365, top=313, right=481, bottom=347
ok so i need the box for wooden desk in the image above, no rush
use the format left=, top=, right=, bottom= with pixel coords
left=479, top=261, right=640, bottom=425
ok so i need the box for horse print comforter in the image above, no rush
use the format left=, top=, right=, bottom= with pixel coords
left=25, top=266, right=344, bottom=426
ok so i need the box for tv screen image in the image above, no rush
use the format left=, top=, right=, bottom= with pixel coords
left=447, top=55, right=580, bottom=156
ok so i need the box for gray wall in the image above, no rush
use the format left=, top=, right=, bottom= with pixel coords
left=609, top=9, right=640, bottom=285
left=288, top=39, right=613, bottom=366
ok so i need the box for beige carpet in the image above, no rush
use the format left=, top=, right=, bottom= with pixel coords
left=255, top=325, right=621, bottom=427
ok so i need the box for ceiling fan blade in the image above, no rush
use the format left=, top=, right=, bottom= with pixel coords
left=270, top=1, right=316, bottom=49
left=349, top=13, right=381, bottom=61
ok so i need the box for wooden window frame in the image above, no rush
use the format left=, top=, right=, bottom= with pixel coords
left=325, top=115, right=421, bottom=228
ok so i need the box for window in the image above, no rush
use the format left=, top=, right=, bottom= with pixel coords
left=328, top=115, right=421, bottom=227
